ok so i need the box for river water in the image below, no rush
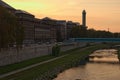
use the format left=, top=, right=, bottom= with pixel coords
left=54, top=49, right=120, bottom=80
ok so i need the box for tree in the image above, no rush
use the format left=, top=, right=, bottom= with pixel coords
left=70, top=25, right=87, bottom=38
left=52, top=44, right=60, bottom=57
left=87, top=28, right=114, bottom=38
left=87, top=28, right=96, bottom=38
left=15, top=23, right=24, bottom=49
left=113, top=33, right=120, bottom=38
left=70, top=26, right=81, bottom=38
left=0, top=6, right=24, bottom=50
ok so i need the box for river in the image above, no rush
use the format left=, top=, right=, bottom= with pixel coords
left=54, top=49, right=120, bottom=80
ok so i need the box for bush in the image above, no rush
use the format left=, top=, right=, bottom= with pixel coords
left=86, top=43, right=90, bottom=47
left=52, top=44, right=60, bottom=57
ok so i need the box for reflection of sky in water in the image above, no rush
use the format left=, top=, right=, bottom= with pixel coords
left=90, top=57, right=119, bottom=62
left=90, top=49, right=119, bottom=63
left=54, top=63, right=120, bottom=80
left=54, top=49, right=120, bottom=80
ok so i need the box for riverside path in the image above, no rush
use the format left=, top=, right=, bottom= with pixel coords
left=0, top=54, right=69, bottom=79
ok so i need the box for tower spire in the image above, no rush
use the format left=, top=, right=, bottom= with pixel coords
left=82, top=10, right=86, bottom=27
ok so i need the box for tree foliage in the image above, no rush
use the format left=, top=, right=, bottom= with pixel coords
left=87, top=29, right=113, bottom=38
left=70, top=25, right=87, bottom=38
left=0, top=6, right=24, bottom=50
left=70, top=26, right=119, bottom=38
left=52, top=44, right=60, bottom=57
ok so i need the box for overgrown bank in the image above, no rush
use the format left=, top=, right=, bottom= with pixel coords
left=0, top=44, right=109, bottom=80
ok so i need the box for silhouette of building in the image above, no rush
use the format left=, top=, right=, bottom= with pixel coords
left=81, top=10, right=87, bottom=37
left=0, top=0, right=89, bottom=42
left=0, top=0, right=16, bottom=13
left=82, top=10, right=86, bottom=27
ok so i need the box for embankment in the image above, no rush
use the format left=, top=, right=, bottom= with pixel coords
left=0, top=44, right=109, bottom=80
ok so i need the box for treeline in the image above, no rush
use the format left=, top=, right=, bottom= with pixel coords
left=70, top=26, right=120, bottom=38
left=0, top=6, right=24, bottom=51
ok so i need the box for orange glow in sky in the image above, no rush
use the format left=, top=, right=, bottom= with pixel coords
left=4, top=0, right=120, bottom=32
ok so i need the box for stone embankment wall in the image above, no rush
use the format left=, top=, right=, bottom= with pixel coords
left=0, top=43, right=86, bottom=66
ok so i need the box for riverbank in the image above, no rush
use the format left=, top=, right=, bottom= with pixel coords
left=0, top=44, right=109, bottom=80
left=0, top=45, right=83, bottom=75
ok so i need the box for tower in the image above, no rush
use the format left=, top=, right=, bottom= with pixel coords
left=82, top=10, right=86, bottom=27
left=81, top=10, right=87, bottom=37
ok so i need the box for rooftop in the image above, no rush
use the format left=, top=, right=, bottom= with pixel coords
left=15, top=10, right=34, bottom=16
left=42, top=17, right=53, bottom=20
left=0, top=0, right=15, bottom=10
left=82, top=10, right=86, bottom=13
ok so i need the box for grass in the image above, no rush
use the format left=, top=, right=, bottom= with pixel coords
left=0, top=55, right=55, bottom=75
left=0, top=44, right=109, bottom=80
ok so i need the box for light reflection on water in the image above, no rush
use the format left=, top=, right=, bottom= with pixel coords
left=90, top=49, right=119, bottom=63
left=54, top=49, right=120, bottom=80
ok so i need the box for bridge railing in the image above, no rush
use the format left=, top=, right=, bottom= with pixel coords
left=70, top=38, right=120, bottom=42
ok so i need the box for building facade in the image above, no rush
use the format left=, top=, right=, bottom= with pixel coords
left=35, top=18, right=67, bottom=42
left=56, top=20, right=67, bottom=40
left=35, top=17, right=56, bottom=43
left=1, top=0, right=88, bottom=43
left=15, top=10, right=35, bottom=44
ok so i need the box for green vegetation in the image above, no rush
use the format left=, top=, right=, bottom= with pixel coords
left=87, top=29, right=113, bottom=38
left=70, top=26, right=120, bottom=38
left=70, top=25, right=87, bottom=38
left=0, top=6, right=24, bottom=50
left=0, top=55, right=55, bottom=75
left=52, top=44, right=61, bottom=56
left=117, top=49, right=120, bottom=62
left=0, top=44, right=109, bottom=80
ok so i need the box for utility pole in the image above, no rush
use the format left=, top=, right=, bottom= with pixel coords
left=108, top=28, right=109, bottom=32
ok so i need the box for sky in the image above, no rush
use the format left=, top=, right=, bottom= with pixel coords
left=4, top=0, right=120, bottom=32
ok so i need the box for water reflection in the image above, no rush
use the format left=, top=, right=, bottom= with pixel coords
left=54, top=49, right=120, bottom=80
left=89, top=49, right=119, bottom=63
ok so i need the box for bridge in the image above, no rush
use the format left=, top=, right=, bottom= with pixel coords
left=70, top=38, right=120, bottom=42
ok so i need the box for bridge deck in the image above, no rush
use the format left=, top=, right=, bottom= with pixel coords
left=70, top=38, right=120, bottom=42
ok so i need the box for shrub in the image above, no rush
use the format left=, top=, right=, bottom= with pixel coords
left=52, top=44, right=60, bottom=57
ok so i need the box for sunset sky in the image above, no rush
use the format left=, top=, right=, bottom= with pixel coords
left=4, top=0, right=120, bottom=32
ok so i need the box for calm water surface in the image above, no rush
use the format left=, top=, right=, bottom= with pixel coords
left=54, top=49, right=120, bottom=80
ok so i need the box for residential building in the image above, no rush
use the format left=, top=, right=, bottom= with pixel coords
left=56, top=20, right=67, bottom=40
left=35, top=17, right=56, bottom=43
left=0, top=0, right=87, bottom=43
left=15, top=10, right=35, bottom=44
